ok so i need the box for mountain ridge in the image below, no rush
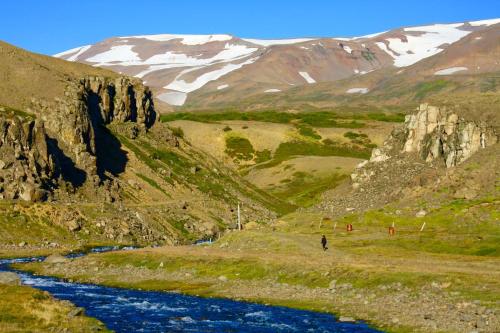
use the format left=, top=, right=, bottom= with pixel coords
left=53, top=18, right=500, bottom=109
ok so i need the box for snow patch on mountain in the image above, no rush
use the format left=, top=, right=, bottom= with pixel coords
left=217, top=84, right=229, bottom=90
left=376, top=24, right=471, bottom=67
left=341, top=44, right=353, bottom=54
left=142, top=44, right=257, bottom=66
left=336, top=30, right=388, bottom=41
left=86, top=45, right=141, bottom=65
left=165, top=57, right=258, bottom=94
left=264, top=89, right=281, bottom=93
left=434, top=67, right=468, bottom=75
left=299, top=71, right=316, bottom=84
left=121, top=34, right=233, bottom=45
left=469, top=18, right=500, bottom=26
left=242, top=38, right=316, bottom=46
left=54, top=45, right=91, bottom=61
left=157, top=91, right=187, bottom=106
left=96, top=43, right=258, bottom=79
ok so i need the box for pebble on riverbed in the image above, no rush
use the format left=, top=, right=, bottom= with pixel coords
left=338, top=316, right=356, bottom=323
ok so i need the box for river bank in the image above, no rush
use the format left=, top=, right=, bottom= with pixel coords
left=17, top=217, right=500, bottom=333
left=0, top=272, right=109, bottom=332
left=2, top=255, right=380, bottom=332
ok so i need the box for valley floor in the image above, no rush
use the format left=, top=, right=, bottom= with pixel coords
left=16, top=203, right=500, bottom=333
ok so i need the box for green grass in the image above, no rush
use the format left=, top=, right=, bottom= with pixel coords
left=343, top=131, right=368, bottom=140
left=0, top=284, right=110, bottom=332
left=116, top=129, right=295, bottom=216
left=135, top=173, right=171, bottom=197
left=338, top=197, right=500, bottom=257
left=225, top=136, right=255, bottom=161
left=0, top=104, right=36, bottom=120
left=343, top=131, right=377, bottom=149
left=161, top=109, right=405, bottom=127
left=414, top=80, right=451, bottom=100
left=257, top=140, right=370, bottom=170
left=479, top=76, right=499, bottom=93
left=255, top=149, right=272, bottom=164
left=169, top=126, right=184, bottom=138
left=272, top=172, right=347, bottom=207
left=297, top=124, right=321, bottom=140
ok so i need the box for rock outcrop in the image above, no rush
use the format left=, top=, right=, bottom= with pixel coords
left=352, top=103, right=498, bottom=187
left=0, top=75, right=157, bottom=202
left=32, top=76, right=156, bottom=177
left=319, top=103, right=498, bottom=215
left=401, top=104, right=497, bottom=167
left=79, top=76, right=156, bottom=128
left=0, top=111, right=56, bottom=201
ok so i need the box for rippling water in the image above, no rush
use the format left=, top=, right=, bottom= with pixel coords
left=0, top=251, right=382, bottom=333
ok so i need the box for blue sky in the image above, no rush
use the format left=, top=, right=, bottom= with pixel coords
left=2, top=0, right=499, bottom=55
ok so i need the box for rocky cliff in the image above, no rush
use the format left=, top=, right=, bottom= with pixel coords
left=0, top=110, right=55, bottom=201
left=1, top=75, right=157, bottom=202
left=320, top=103, right=499, bottom=215
left=359, top=103, right=498, bottom=172
left=31, top=76, right=156, bottom=177
left=400, top=104, right=497, bottom=168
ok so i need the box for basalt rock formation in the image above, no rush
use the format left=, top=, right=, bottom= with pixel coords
left=0, top=111, right=55, bottom=201
left=79, top=76, right=156, bottom=128
left=3, top=75, right=157, bottom=202
left=320, top=103, right=499, bottom=215
left=400, top=104, right=497, bottom=167
left=353, top=103, right=498, bottom=187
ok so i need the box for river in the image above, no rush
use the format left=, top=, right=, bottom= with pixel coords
left=0, top=248, right=381, bottom=332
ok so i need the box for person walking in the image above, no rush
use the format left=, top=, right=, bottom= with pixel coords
left=321, top=235, right=328, bottom=251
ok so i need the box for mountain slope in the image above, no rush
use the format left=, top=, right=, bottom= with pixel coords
left=206, top=23, right=500, bottom=112
left=0, top=41, right=118, bottom=112
left=0, top=41, right=291, bottom=254
left=53, top=18, right=500, bottom=108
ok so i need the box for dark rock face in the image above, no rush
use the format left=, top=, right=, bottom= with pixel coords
left=79, top=76, right=156, bottom=128
left=0, top=113, right=55, bottom=201
left=33, top=76, right=156, bottom=177
left=2, top=75, right=157, bottom=202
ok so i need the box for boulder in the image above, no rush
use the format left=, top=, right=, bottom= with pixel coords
left=44, top=254, right=68, bottom=264
left=338, top=316, right=356, bottom=323
left=218, top=275, right=228, bottom=282
left=67, top=219, right=81, bottom=232
left=244, top=221, right=260, bottom=230
left=0, top=272, right=21, bottom=285
left=415, top=210, right=427, bottom=218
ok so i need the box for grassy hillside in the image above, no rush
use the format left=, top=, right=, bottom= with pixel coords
left=0, top=40, right=297, bottom=257
left=0, top=40, right=118, bottom=112
left=162, top=111, right=398, bottom=208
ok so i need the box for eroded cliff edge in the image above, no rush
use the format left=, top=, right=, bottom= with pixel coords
left=0, top=76, right=156, bottom=202
left=319, top=103, right=499, bottom=215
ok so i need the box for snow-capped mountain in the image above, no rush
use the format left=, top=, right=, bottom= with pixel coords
left=54, top=18, right=500, bottom=107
